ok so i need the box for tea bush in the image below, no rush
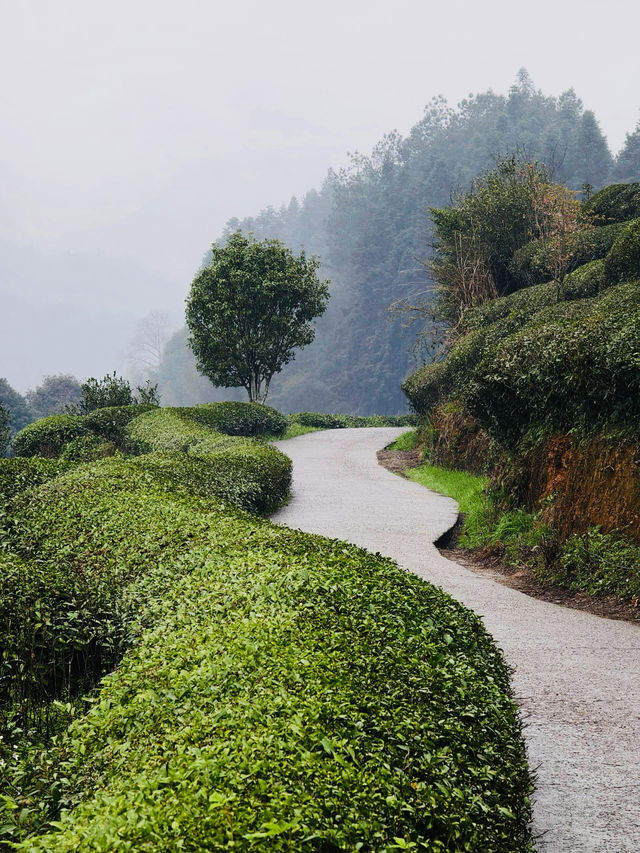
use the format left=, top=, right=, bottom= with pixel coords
left=83, top=404, right=156, bottom=443
left=604, top=217, right=640, bottom=285
left=0, top=401, right=532, bottom=849
left=179, top=401, right=287, bottom=437
left=15, top=475, right=531, bottom=851
left=59, top=435, right=118, bottom=462
left=585, top=182, right=640, bottom=224
left=11, top=415, right=87, bottom=458
left=125, top=409, right=291, bottom=512
left=509, top=221, right=625, bottom=288
left=288, top=412, right=416, bottom=429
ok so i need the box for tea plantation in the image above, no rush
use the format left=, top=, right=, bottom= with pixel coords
left=0, top=402, right=532, bottom=850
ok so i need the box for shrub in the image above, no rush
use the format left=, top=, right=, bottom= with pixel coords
left=179, top=401, right=287, bottom=437
left=10, top=415, right=87, bottom=458
left=83, top=404, right=156, bottom=443
left=402, top=361, right=452, bottom=415
left=509, top=222, right=625, bottom=288
left=290, top=411, right=349, bottom=429
left=14, top=479, right=531, bottom=851
left=59, top=435, right=118, bottom=462
left=127, top=409, right=291, bottom=513
left=604, top=217, right=640, bottom=285
left=585, top=182, right=640, bottom=224
left=548, top=528, right=640, bottom=599
left=563, top=259, right=606, bottom=299
left=0, top=458, right=71, bottom=504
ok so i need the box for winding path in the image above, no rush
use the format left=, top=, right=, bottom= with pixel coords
left=273, top=428, right=640, bottom=852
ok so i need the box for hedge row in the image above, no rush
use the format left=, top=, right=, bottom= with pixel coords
left=179, top=401, right=287, bottom=437
left=585, top=182, right=640, bottom=224
left=290, top=412, right=416, bottom=429
left=404, top=278, right=640, bottom=447
left=7, top=460, right=531, bottom=850
left=10, top=402, right=287, bottom=459
left=126, top=409, right=291, bottom=513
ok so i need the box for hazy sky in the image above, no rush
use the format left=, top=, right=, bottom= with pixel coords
left=1, top=0, right=639, bottom=389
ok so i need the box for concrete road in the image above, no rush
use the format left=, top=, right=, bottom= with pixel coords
left=273, top=428, right=640, bottom=852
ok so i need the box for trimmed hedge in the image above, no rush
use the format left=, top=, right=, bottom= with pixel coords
left=83, top=404, right=157, bottom=443
left=290, top=412, right=416, bottom=429
left=178, top=401, right=287, bottom=437
left=59, top=435, right=118, bottom=462
left=585, top=182, right=640, bottom=224
left=126, top=409, right=291, bottom=513
left=9, top=462, right=531, bottom=851
left=0, top=458, right=71, bottom=504
left=11, top=415, right=87, bottom=458
left=604, top=217, right=640, bottom=285
left=563, top=259, right=606, bottom=299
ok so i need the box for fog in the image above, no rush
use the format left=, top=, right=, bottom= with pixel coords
left=1, top=0, right=639, bottom=390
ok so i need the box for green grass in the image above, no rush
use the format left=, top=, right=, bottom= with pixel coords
left=281, top=423, right=323, bottom=439
left=407, top=464, right=488, bottom=544
left=387, top=429, right=418, bottom=451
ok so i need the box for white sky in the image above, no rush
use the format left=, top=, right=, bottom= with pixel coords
left=1, top=0, right=639, bottom=388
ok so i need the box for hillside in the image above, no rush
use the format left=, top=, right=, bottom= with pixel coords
left=403, top=179, right=640, bottom=602
left=155, top=72, right=640, bottom=414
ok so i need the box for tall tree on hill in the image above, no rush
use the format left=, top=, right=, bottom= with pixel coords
left=0, top=378, right=32, bottom=438
left=614, top=118, right=640, bottom=182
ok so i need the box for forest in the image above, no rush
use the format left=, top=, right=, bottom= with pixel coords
left=153, top=71, right=640, bottom=413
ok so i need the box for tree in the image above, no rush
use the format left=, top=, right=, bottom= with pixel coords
left=529, top=175, right=595, bottom=300
left=186, top=233, right=330, bottom=403
left=0, top=378, right=33, bottom=436
left=614, top=118, right=640, bottom=183
left=126, top=311, right=172, bottom=381
left=25, top=374, right=82, bottom=419
left=0, top=402, right=9, bottom=456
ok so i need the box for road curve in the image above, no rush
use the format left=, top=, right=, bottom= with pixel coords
left=272, top=428, right=640, bottom=853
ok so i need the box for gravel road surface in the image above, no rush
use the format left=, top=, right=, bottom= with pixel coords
left=273, top=428, right=640, bottom=852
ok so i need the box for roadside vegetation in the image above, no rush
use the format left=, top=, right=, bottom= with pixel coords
left=402, top=172, right=640, bottom=603
left=0, top=401, right=533, bottom=849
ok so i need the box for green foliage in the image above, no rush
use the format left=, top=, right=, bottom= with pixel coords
left=186, top=233, right=330, bottom=403
left=157, top=74, right=622, bottom=416
left=0, top=412, right=532, bottom=849
left=388, top=430, right=418, bottom=451
left=562, top=259, right=606, bottom=299
left=126, top=409, right=291, bottom=513
left=17, top=499, right=531, bottom=851
left=77, top=373, right=135, bottom=413
left=603, top=217, right=640, bottom=285
left=83, top=404, right=157, bottom=443
left=543, top=528, right=640, bottom=599
left=25, top=375, right=82, bottom=420
left=0, top=378, right=33, bottom=444
left=0, top=404, right=9, bottom=456
left=180, top=401, right=287, bottom=437
left=59, top=435, right=118, bottom=462
left=290, top=412, right=416, bottom=429
left=404, top=276, right=640, bottom=447
left=585, top=182, right=640, bottom=223
left=407, top=464, right=489, bottom=545
left=0, top=458, right=70, bottom=505
left=11, top=415, right=88, bottom=459
left=509, top=222, right=624, bottom=288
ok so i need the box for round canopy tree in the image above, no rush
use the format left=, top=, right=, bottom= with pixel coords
left=186, top=233, right=330, bottom=403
